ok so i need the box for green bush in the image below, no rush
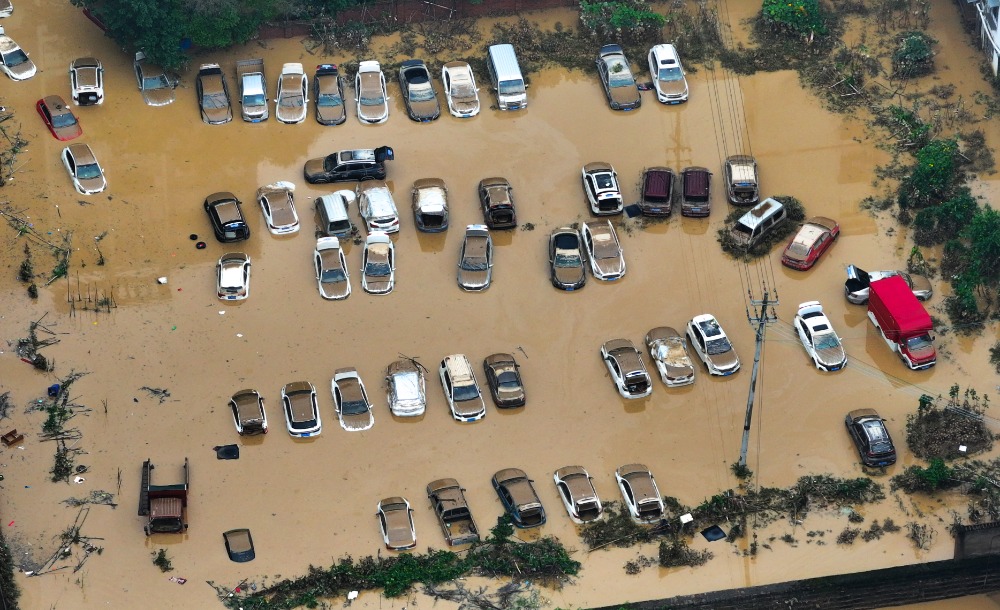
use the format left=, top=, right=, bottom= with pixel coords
left=892, top=31, right=935, bottom=79
left=913, top=189, right=978, bottom=246
left=760, top=0, right=827, bottom=39
left=579, top=0, right=665, bottom=43
left=899, top=139, right=960, bottom=209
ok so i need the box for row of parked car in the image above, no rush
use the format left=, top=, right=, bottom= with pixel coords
left=227, top=353, right=526, bottom=436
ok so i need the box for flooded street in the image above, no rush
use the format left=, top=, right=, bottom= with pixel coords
left=1, top=0, right=999, bottom=608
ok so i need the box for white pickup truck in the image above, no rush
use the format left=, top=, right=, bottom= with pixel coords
left=235, top=58, right=267, bottom=122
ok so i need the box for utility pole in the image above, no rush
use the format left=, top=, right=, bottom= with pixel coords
left=738, top=288, right=778, bottom=467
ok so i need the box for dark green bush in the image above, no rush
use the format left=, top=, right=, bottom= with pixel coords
left=892, top=31, right=936, bottom=78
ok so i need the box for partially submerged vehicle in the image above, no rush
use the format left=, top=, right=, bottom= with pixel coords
left=196, top=63, right=232, bottom=125
left=386, top=359, right=427, bottom=417
left=134, top=51, right=175, bottom=106
left=457, top=225, right=493, bottom=291
left=644, top=326, right=695, bottom=387
left=313, top=64, right=346, bottom=125
left=281, top=381, right=321, bottom=437
left=582, top=162, right=623, bottom=215
left=723, top=155, right=759, bottom=205
left=427, top=478, right=480, bottom=545
left=377, top=497, right=417, bottom=550
left=332, top=367, right=375, bottom=431
left=553, top=466, right=603, bottom=523
left=275, top=62, right=308, bottom=124
left=492, top=468, right=546, bottom=528
left=355, top=60, right=389, bottom=124
left=229, top=389, right=268, bottom=435
left=601, top=338, right=653, bottom=399
left=139, top=458, right=189, bottom=535
left=615, top=463, right=664, bottom=524
left=441, top=61, right=480, bottom=118
left=223, top=528, right=256, bottom=562
left=647, top=44, right=688, bottom=104
left=844, top=265, right=932, bottom=305
left=482, top=353, right=525, bottom=408
left=478, top=177, right=517, bottom=229
left=639, top=167, right=675, bottom=217
left=548, top=227, right=586, bottom=291
left=680, top=166, right=711, bottom=217
left=69, top=57, right=104, bottom=106
left=793, top=301, right=847, bottom=372
left=411, top=178, right=449, bottom=232
left=595, top=44, right=641, bottom=111
left=398, top=59, right=440, bottom=122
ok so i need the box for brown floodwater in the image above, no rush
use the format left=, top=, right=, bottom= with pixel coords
left=1, top=0, right=999, bottom=608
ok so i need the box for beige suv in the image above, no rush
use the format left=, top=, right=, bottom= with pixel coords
left=439, top=354, right=486, bottom=422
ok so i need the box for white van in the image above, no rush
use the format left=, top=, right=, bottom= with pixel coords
left=486, top=44, right=527, bottom=110
left=316, top=190, right=355, bottom=238
left=729, top=197, right=787, bottom=247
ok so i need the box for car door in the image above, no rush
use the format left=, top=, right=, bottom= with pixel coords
left=607, top=355, right=622, bottom=384
left=64, top=149, right=77, bottom=175
left=260, top=195, right=272, bottom=221
left=39, top=102, right=53, bottom=128
left=598, top=60, right=609, bottom=95
left=797, top=321, right=811, bottom=352
left=622, top=480, right=635, bottom=510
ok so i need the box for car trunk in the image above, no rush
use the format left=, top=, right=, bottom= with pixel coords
left=487, top=206, right=515, bottom=228
left=418, top=210, right=446, bottom=229
left=577, top=500, right=601, bottom=521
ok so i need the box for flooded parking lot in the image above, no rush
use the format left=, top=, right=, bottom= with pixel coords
left=1, top=0, right=1000, bottom=608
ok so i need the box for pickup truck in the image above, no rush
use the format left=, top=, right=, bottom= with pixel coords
left=236, top=58, right=267, bottom=122
left=426, top=477, right=480, bottom=546
left=138, top=458, right=189, bottom=535
left=868, top=275, right=936, bottom=370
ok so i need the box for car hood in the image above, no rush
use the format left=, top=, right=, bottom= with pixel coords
left=358, top=102, right=387, bottom=122
left=593, top=256, right=624, bottom=278
left=664, top=361, right=695, bottom=380
left=319, top=279, right=350, bottom=300
left=708, top=350, right=740, bottom=371
left=364, top=275, right=392, bottom=294
left=316, top=104, right=345, bottom=125
left=340, top=410, right=373, bottom=431
left=496, top=386, right=525, bottom=405
left=910, top=274, right=933, bottom=297
left=553, top=265, right=585, bottom=288
left=449, top=95, right=479, bottom=116
left=459, top=268, right=490, bottom=290
left=453, top=396, right=484, bottom=417
left=142, top=88, right=176, bottom=106
left=203, top=104, right=232, bottom=125
left=5, top=59, right=36, bottom=80
left=54, top=123, right=83, bottom=141
left=814, top=343, right=847, bottom=368
left=610, top=85, right=641, bottom=107
left=408, top=98, right=439, bottom=120
left=303, top=158, right=326, bottom=177
left=78, top=175, right=107, bottom=194
left=277, top=106, right=306, bottom=123
left=656, top=78, right=687, bottom=98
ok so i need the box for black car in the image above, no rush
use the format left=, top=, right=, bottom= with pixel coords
left=303, top=146, right=394, bottom=184
left=548, top=227, right=586, bottom=291
left=398, top=59, right=440, bottom=122
left=845, top=409, right=897, bottom=467
left=491, top=468, right=546, bottom=528
left=482, top=353, right=525, bottom=408
left=204, top=192, right=250, bottom=242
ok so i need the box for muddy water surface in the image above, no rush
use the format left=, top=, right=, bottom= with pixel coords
left=1, top=1, right=999, bottom=609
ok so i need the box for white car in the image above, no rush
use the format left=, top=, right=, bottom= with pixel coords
left=386, top=359, right=427, bottom=417
left=69, top=57, right=104, bottom=105
left=134, top=51, right=175, bottom=106
left=581, top=162, right=623, bottom=215
left=362, top=232, right=395, bottom=295
left=313, top=237, right=351, bottom=300
left=441, top=61, right=480, bottom=118
left=275, top=62, right=308, bottom=124
left=439, top=354, right=486, bottom=422
left=644, top=327, right=695, bottom=387
left=615, top=464, right=665, bottom=524
left=355, top=60, right=389, bottom=124
left=332, top=367, right=374, bottom=432
left=216, top=253, right=251, bottom=301
left=357, top=181, right=400, bottom=234
left=61, top=144, right=107, bottom=195
left=647, top=43, right=688, bottom=104
left=256, top=181, right=300, bottom=235
left=552, top=466, right=603, bottom=524
left=281, top=381, right=321, bottom=437
left=377, top=497, right=417, bottom=551
left=0, top=26, right=35, bottom=80
left=580, top=220, right=625, bottom=281
left=686, top=314, right=740, bottom=376
left=600, top=339, right=652, bottom=399
left=0, top=0, right=12, bottom=18
left=793, top=301, right=848, bottom=372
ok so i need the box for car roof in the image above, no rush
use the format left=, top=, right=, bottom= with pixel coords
left=652, top=43, right=680, bottom=61
left=618, top=464, right=658, bottom=498
left=0, top=35, right=20, bottom=53
left=443, top=354, right=475, bottom=383
left=643, top=168, right=672, bottom=198
left=792, top=222, right=829, bottom=247
left=736, top=198, right=783, bottom=230
left=692, top=314, right=725, bottom=338
left=66, top=143, right=97, bottom=164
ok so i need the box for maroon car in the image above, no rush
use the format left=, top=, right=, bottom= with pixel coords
left=781, top=217, right=840, bottom=270
left=36, top=95, right=82, bottom=141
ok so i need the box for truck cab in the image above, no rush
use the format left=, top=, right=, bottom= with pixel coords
left=426, top=477, right=480, bottom=546
left=139, top=458, right=189, bottom=535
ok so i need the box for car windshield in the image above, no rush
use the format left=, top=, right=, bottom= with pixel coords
left=5, top=50, right=28, bottom=67
left=202, top=93, right=227, bottom=109
left=143, top=75, right=169, bottom=90
left=453, top=384, right=480, bottom=402
left=341, top=397, right=369, bottom=415
left=706, top=337, right=732, bottom=355
left=76, top=162, right=102, bottom=180
left=317, top=92, right=343, bottom=107
left=245, top=93, right=266, bottom=106
left=906, top=333, right=933, bottom=350
left=461, top=256, right=489, bottom=271
left=360, top=93, right=385, bottom=106
left=409, top=87, right=435, bottom=102
left=814, top=333, right=840, bottom=350
left=498, top=79, right=524, bottom=95
left=51, top=113, right=77, bottom=128
left=320, top=268, right=346, bottom=283
left=658, top=66, right=683, bottom=81
left=786, top=242, right=810, bottom=257
left=365, top=261, right=391, bottom=276
left=452, top=82, right=475, bottom=97
left=554, top=252, right=581, bottom=267
left=609, top=68, right=634, bottom=88
left=497, top=371, right=520, bottom=389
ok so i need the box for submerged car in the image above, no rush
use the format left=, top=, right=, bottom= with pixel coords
left=492, top=468, right=546, bottom=528
left=315, top=191, right=355, bottom=238
left=553, top=466, right=603, bottom=524
left=69, top=57, right=104, bottom=105
left=639, top=167, right=675, bottom=217
left=377, top=497, right=416, bottom=550
left=196, top=63, right=232, bottom=124
left=332, top=367, right=375, bottom=432
left=844, top=265, right=932, bottom=305
left=281, top=381, right=321, bottom=437
left=204, top=192, right=250, bottom=243
left=781, top=217, right=840, bottom=270
left=229, top=389, right=267, bottom=435
left=355, top=60, right=389, bottom=124
left=845, top=409, right=897, bottom=467
left=615, top=464, right=665, bottom=524
left=216, top=253, right=251, bottom=301
left=548, top=227, right=586, bottom=291
left=647, top=43, right=688, bottom=104
left=686, top=314, right=740, bottom=376
left=441, top=61, right=480, bottom=118
left=313, top=64, right=346, bottom=125
left=36, top=95, right=82, bottom=141
left=304, top=146, right=393, bottom=184
left=723, top=155, right=759, bottom=205
left=134, top=51, right=175, bottom=106
left=411, top=178, right=449, bottom=232
left=457, top=225, right=493, bottom=291
left=644, top=327, right=695, bottom=387
left=478, top=177, right=517, bottom=229
left=256, top=182, right=300, bottom=235
left=386, top=359, right=427, bottom=417
left=357, top=181, right=400, bottom=234
left=275, top=62, right=308, bottom=124
left=580, top=220, right=626, bottom=281
left=482, top=353, right=525, bottom=408
left=61, top=143, right=107, bottom=195
left=314, top=237, right=351, bottom=300
left=596, top=44, right=641, bottom=111
left=582, top=162, right=623, bottom=215
left=362, top=232, right=395, bottom=295
left=601, top=339, right=653, bottom=399
left=793, top=301, right=848, bottom=372
left=398, top=59, right=440, bottom=122
left=439, top=354, right=486, bottom=422
left=0, top=27, right=35, bottom=80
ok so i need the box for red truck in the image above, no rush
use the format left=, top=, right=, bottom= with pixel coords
left=868, top=275, right=936, bottom=370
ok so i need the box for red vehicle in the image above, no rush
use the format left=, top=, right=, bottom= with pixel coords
left=139, top=458, right=190, bottom=535
left=867, top=275, right=936, bottom=370
left=36, top=95, right=83, bottom=141
left=781, top=216, right=840, bottom=270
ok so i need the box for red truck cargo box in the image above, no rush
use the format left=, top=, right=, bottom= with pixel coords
left=869, top=275, right=932, bottom=341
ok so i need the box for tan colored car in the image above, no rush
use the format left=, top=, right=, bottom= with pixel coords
left=457, top=225, right=492, bottom=291
left=580, top=220, right=625, bottom=281
left=377, top=497, right=416, bottom=550
left=724, top=155, right=759, bottom=205
left=644, top=327, right=695, bottom=387
left=229, top=389, right=267, bottom=436
left=615, top=464, right=665, bottom=523
left=553, top=466, right=603, bottom=523
left=332, top=367, right=374, bottom=431
left=61, top=143, right=106, bottom=195
left=600, top=339, right=652, bottom=399
left=196, top=63, right=232, bottom=125
left=256, top=182, right=300, bottom=235
left=427, top=478, right=480, bottom=545
left=314, top=64, right=346, bottom=125
left=441, top=61, right=480, bottom=118
left=478, top=177, right=517, bottom=229
left=482, top=353, right=525, bottom=408
left=398, top=59, right=440, bottom=122
left=411, top=178, right=448, bottom=232
left=492, top=468, right=546, bottom=528
left=596, top=44, right=640, bottom=111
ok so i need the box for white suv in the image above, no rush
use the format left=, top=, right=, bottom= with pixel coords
left=686, top=314, right=741, bottom=376
left=357, top=181, right=400, bottom=234
left=439, top=354, right=486, bottom=422
left=70, top=57, right=105, bottom=105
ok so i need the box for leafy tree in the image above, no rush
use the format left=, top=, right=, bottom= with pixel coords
left=899, top=138, right=960, bottom=209
left=760, top=0, right=828, bottom=40
left=964, top=205, right=1000, bottom=285
left=913, top=188, right=978, bottom=246
left=185, top=0, right=280, bottom=48
left=579, top=0, right=666, bottom=43
left=71, top=0, right=187, bottom=69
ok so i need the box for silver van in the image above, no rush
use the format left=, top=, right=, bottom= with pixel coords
left=486, top=44, right=527, bottom=110
left=729, top=197, right=786, bottom=247
left=316, top=190, right=355, bottom=238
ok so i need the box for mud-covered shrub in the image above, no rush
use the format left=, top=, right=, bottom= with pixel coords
left=991, top=341, right=1000, bottom=374
left=658, top=539, right=712, bottom=568
left=892, top=31, right=935, bottom=79
left=891, top=459, right=960, bottom=493
left=944, top=279, right=985, bottom=333
left=579, top=0, right=665, bottom=43
left=904, top=387, right=993, bottom=460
